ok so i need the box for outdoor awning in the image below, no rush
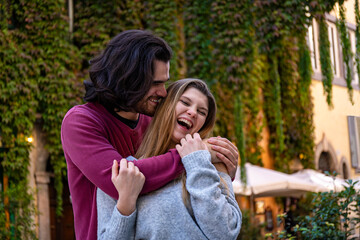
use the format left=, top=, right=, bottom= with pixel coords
left=232, top=163, right=327, bottom=198
left=291, top=169, right=360, bottom=192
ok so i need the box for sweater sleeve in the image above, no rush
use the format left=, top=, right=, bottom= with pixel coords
left=96, top=188, right=135, bottom=240
left=182, top=150, right=242, bottom=240
left=61, top=108, right=184, bottom=199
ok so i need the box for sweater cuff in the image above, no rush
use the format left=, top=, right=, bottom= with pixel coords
left=181, top=150, right=212, bottom=171
left=110, top=206, right=137, bottom=235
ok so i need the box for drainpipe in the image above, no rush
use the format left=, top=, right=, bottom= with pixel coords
left=68, top=0, right=73, bottom=35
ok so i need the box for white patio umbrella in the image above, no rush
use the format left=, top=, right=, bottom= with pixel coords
left=291, top=169, right=360, bottom=192
left=232, top=163, right=326, bottom=198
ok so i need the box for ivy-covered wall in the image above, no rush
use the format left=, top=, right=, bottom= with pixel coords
left=1, top=0, right=81, bottom=238
left=1, top=0, right=358, bottom=238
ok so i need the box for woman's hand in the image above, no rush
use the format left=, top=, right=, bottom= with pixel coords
left=176, top=133, right=208, bottom=158
left=206, top=136, right=239, bottom=179
left=111, top=159, right=145, bottom=216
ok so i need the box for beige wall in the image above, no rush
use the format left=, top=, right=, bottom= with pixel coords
left=311, top=80, right=360, bottom=178
left=330, top=1, right=356, bottom=25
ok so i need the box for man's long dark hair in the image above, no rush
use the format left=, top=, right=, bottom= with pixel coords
left=84, top=30, right=172, bottom=111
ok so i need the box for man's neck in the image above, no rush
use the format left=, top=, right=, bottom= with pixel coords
left=116, top=111, right=139, bottom=121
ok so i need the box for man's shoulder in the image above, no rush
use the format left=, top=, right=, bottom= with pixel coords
left=63, top=102, right=107, bottom=121
left=61, top=103, right=117, bottom=134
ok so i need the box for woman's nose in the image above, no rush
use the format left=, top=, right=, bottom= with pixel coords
left=187, top=108, right=197, bottom=118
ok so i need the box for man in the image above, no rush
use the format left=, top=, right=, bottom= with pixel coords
left=61, top=30, right=238, bottom=240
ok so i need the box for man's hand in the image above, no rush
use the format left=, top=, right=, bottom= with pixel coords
left=204, top=139, right=222, bottom=163
left=206, top=136, right=239, bottom=179
left=111, top=159, right=145, bottom=216
left=176, top=133, right=208, bottom=158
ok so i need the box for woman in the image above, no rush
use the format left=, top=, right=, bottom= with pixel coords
left=97, top=79, right=242, bottom=239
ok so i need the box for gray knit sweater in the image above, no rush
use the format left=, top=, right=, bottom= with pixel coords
left=97, top=150, right=242, bottom=240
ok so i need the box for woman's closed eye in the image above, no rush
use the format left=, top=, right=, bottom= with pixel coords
left=180, top=100, right=190, bottom=106
left=198, top=110, right=207, bottom=116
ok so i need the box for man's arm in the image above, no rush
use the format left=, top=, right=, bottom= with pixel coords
left=61, top=110, right=184, bottom=199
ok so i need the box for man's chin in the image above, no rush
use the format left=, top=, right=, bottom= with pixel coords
left=135, top=107, right=156, bottom=117
left=143, top=111, right=155, bottom=117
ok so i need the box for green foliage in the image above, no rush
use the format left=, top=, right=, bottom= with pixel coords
left=73, top=0, right=126, bottom=62
left=210, top=0, right=264, bottom=171
left=237, top=210, right=263, bottom=240
left=0, top=182, right=37, bottom=239
left=234, top=94, right=246, bottom=182
left=145, top=0, right=184, bottom=80
left=0, top=15, right=37, bottom=238
left=25, top=0, right=82, bottom=215
left=355, top=0, right=360, bottom=88
left=184, top=0, right=214, bottom=84
left=269, top=180, right=360, bottom=240
left=294, top=38, right=315, bottom=169
left=252, top=0, right=326, bottom=172
left=337, top=3, right=354, bottom=104
left=254, top=0, right=311, bottom=53
left=1, top=0, right=81, bottom=237
left=264, top=54, right=286, bottom=170
left=318, top=16, right=334, bottom=107
left=278, top=37, right=315, bottom=171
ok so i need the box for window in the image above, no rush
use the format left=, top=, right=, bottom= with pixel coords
left=349, top=30, right=359, bottom=86
left=307, top=19, right=319, bottom=71
left=309, top=14, right=359, bottom=88
left=348, top=116, right=360, bottom=171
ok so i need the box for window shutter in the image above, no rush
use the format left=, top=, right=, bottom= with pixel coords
left=348, top=116, right=360, bottom=168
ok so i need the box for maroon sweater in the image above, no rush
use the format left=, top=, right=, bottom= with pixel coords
left=61, top=102, right=184, bottom=240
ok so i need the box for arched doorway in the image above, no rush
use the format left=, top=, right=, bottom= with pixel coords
left=315, top=134, right=338, bottom=174
left=31, top=121, right=75, bottom=240
left=318, top=152, right=335, bottom=173
left=48, top=161, right=75, bottom=240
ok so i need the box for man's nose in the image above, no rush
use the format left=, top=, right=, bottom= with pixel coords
left=157, top=85, right=167, bottom=97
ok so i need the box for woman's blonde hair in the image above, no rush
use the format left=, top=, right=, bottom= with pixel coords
left=135, top=78, right=216, bottom=159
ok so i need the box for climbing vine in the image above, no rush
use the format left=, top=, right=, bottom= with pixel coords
left=0, top=27, right=38, bottom=239
left=209, top=0, right=264, bottom=181
left=297, top=37, right=316, bottom=169
left=318, top=16, right=334, bottom=107
left=143, top=0, right=185, bottom=81
left=264, top=54, right=286, bottom=170
left=337, top=2, right=354, bottom=104
left=1, top=0, right=81, bottom=237
left=355, top=0, right=360, bottom=86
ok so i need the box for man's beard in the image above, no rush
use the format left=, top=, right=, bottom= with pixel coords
left=133, top=100, right=156, bottom=117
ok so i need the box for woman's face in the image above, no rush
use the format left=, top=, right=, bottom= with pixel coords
left=171, top=87, right=209, bottom=144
